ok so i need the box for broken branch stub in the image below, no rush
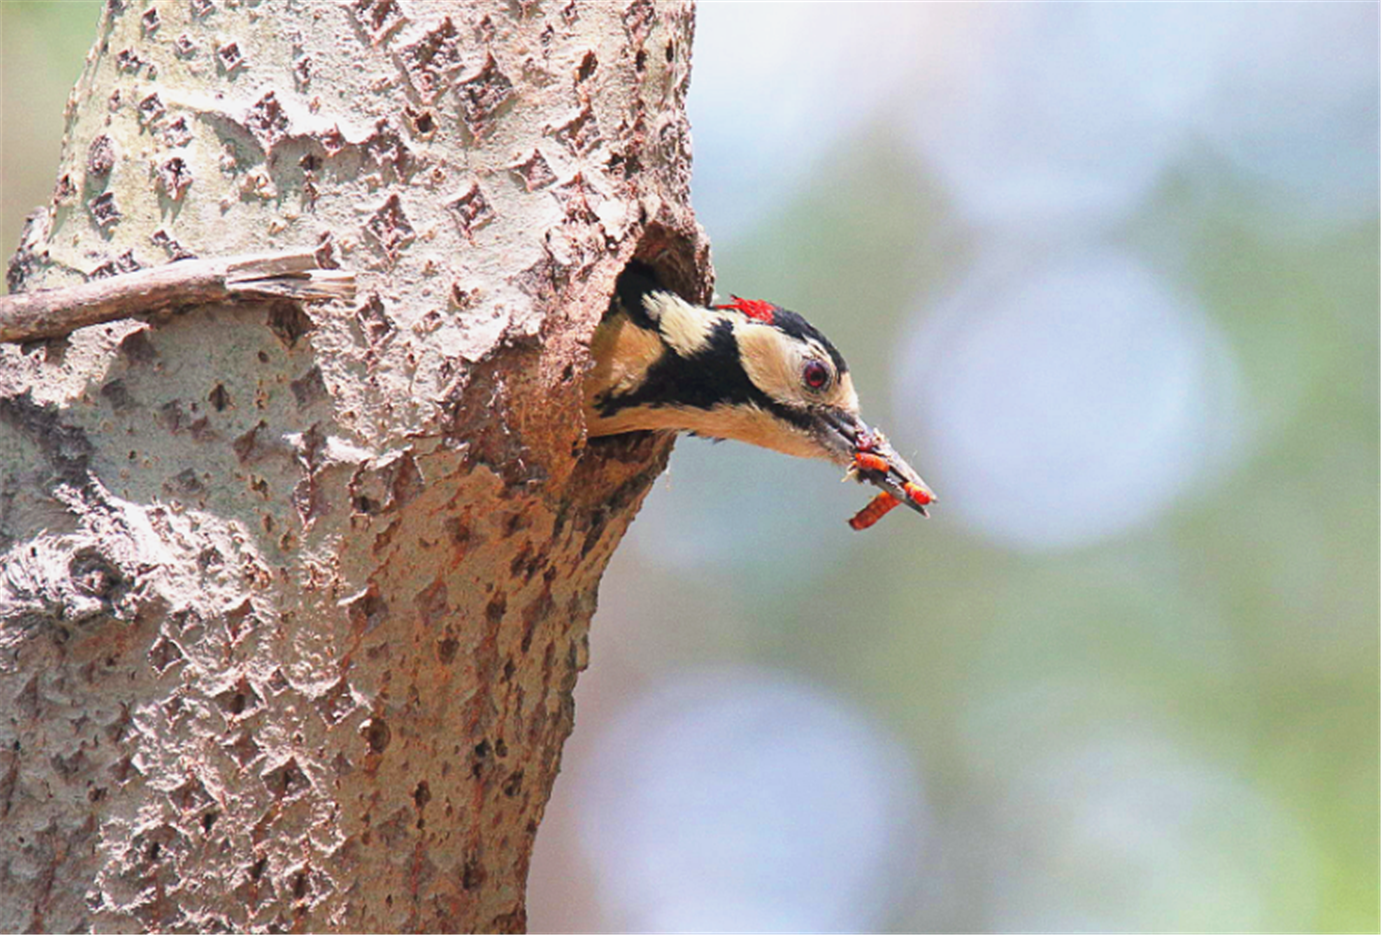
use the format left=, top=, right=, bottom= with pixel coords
left=0, top=250, right=355, bottom=343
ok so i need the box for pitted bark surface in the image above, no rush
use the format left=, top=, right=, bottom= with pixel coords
left=0, top=1, right=706, bottom=931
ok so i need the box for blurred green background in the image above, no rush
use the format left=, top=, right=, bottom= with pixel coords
left=4, top=3, right=1376, bottom=932
left=2, top=2, right=104, bottom=262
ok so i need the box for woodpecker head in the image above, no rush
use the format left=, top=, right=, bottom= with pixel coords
left=585, top=264, right=933, bottom=517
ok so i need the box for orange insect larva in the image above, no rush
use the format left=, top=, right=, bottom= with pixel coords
left=852, top=452, right=890, bottom=475
left=848, top=491, right=902, bottom=531
left=901, top=481, right=933, bottom=506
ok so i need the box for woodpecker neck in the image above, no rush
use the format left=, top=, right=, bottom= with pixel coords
left=590, top=295, right=771, bottom=424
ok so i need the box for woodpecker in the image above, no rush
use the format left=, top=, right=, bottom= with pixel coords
left=585, top=264, right=934, bottom=524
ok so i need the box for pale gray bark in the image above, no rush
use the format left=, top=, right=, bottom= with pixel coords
left=0, top=0, right=706, bottom=931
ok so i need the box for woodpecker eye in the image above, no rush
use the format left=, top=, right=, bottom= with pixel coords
left=802, top=359, right=831, bottom=391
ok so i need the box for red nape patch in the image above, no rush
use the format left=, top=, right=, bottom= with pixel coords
left=714, top=295, right=776, bottom=324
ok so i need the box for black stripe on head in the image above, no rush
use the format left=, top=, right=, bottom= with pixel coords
left=769, top=308, right=849, bottom=375
left=611, top=262, right=662, bottom=330
left=595, top=315, right=816, bottom=433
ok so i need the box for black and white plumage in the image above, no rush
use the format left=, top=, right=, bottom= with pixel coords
left=584, top=264, right=932, bottom=516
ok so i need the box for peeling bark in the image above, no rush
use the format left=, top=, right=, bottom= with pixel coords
left=0, top=1, right=706, bottom=931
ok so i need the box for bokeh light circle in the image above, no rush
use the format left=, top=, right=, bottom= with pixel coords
left=573, top=667, right=925, bottom=932
left=908, top=5, right=1191, bottom=234
left=895, top=247, right=1242, bottom=551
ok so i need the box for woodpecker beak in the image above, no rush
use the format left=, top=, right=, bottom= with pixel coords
left=822, top=411, right=935, bottom=517
left=863, top=430, right=934, bottom=516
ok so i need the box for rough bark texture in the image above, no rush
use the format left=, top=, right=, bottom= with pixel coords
left=0, top=1, right=706, bottom=931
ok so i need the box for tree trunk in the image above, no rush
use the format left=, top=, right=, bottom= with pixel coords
left=0, top=1, right=706, bottom=931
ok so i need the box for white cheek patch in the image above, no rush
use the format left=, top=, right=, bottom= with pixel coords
left=645, top=291, right=715, bottom=358
left=835, top=371, right=861, bottom=414
left=735, top=322, right=803, bottom=406
left=738, top=322, right=859, bottom=415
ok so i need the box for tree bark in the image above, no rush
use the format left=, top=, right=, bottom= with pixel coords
left=0, top=1, right=706, bottom=931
